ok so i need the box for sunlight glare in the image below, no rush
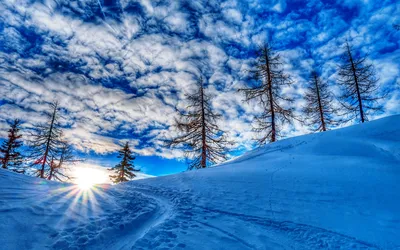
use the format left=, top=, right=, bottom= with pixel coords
left=74, top=167, right=108, bottom=190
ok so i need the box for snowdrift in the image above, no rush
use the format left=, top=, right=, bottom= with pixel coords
left=1, top=115, right=399, bottom=249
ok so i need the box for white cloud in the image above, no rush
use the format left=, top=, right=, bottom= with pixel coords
left=0, top=0, right=398, bottom=165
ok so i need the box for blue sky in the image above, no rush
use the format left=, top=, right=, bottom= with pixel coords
left=0, top=0, right=399, bottom=176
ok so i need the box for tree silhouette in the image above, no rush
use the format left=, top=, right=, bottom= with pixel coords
left=109, top=142, right=139, bottom=184
left=0, top=119, right=23, bottom=171
left=240, top=43, right=295, bottom=143
left=303, top=71, right=338, bottom=132
left=169, top=77, right=231, bottom=170
left=337, top=41, right=383, bottom=123
left=29, top=101, right=63, bottom=178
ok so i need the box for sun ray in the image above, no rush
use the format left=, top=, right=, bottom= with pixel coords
left=48, top=167, right=110, bottom=229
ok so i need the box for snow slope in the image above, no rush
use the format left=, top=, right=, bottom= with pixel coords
left=1, top=115, right=399, bottom=250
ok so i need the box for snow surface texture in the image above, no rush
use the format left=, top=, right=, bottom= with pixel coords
left=0, top=115, right=399, bottom=250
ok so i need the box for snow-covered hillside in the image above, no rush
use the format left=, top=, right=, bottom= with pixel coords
left=1, top=115, right=399, bottom=249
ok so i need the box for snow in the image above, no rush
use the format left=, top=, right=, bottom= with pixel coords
left=1, top=115, right=399, bottom=249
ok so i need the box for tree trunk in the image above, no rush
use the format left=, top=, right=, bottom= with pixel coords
left=1, top=153, right=9, bottom=169
left=347, top=43, right=365, bottom=123
left=265, top=49, right=276, bottom=142
left=40, top=103, right=58, bottom=178
left=314, top=74, right=326, bottom=131
left=200, top=83, right=207, bottom=168
left=48, top=169, right=53, bottom=180
left=1, top=145, right=11, bottom=169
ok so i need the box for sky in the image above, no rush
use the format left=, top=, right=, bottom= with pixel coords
left=0, top=0, right=399, bottom=177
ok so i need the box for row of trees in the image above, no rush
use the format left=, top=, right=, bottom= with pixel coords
left=0, top=40, right=385, bottom=182
left=0, top=102, right=77, bottom=181
left=0, top=102, right=140, bottom=184
left=168, top=41, right=384, bottom=169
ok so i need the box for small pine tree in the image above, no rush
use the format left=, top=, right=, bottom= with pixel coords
left=0, top=119, right=23, bottom=171
left=240, top=43, right=295, bottom=143
left=109, top=142, right=139, bottom=184
left=337, top=41, right=383, bottom=123
left=303, top=71, right=338, bottom=132
left=29, top=101, right=63, bottom=178
left=168, top=77, right=231, bottom=170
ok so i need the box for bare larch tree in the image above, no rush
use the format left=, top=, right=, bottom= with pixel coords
left=47, top=140, right=77, bottom=182
left=240, top=43, right=295, bottom=143
left=337, top=41, right=383, bottom=123
left=29, top=101, right=63, bottom=178
left=169, top=77, right=231, bottom=170
left=0, top=119, right=24, bottom=171
left=303, top=71, right=338, bottom=132
left=109, top=142, right=140, bottom=184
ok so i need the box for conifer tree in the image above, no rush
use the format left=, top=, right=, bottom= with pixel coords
left=303, top=71, right=338, bottom=132
left=169, top=77, right=231, bottom=170
left=29, top=101, right=63, bottom=178
left=337, top=41, right=383, bottom=123
left=0, top=119, right=23, bottom=171
left=240, top=43, right=295, bottom=143
left=109, top=142, right=139, bottom=184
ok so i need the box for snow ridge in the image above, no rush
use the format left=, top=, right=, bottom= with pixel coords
left=0, top=115, right=399, bottom=249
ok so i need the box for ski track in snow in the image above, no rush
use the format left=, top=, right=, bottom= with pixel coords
left=25, top=140, right=388, bottom=249
left=50, top=180, right=380, bottom=250
left=51, top=188, right=173, bottom=250
left=1, top=115, right=400, bottom=249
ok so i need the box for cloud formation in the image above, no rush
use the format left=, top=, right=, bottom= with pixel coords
left=0, top=0, right=399, bottom=166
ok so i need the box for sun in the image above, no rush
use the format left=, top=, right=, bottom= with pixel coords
left=74, top=167, right=108, bottom=190
left=77, top=177, right=95, bottom=190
